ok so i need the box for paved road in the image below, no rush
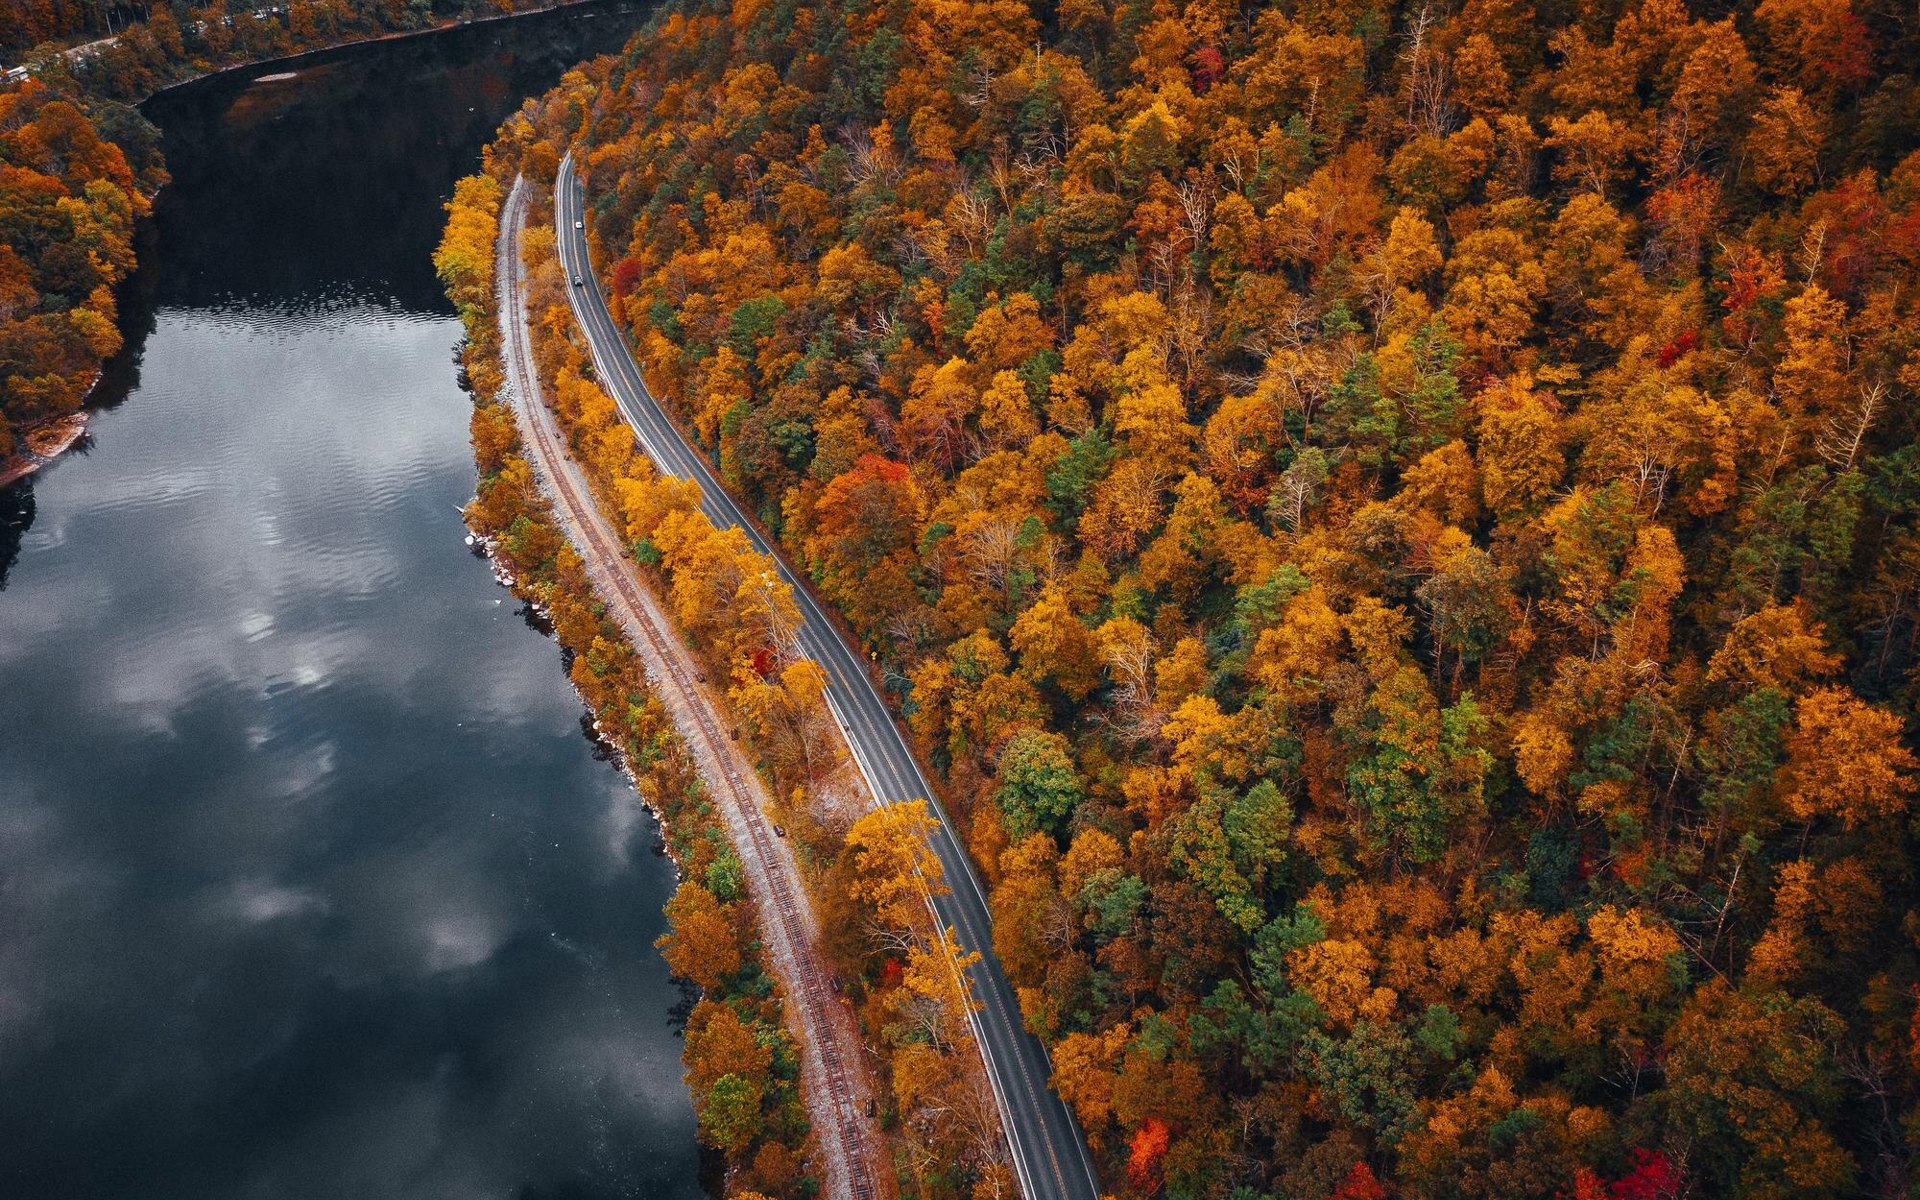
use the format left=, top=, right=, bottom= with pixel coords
left=554, top=157, right=1101, bottom=1200
left=500, top=178, right=880, bottom=1200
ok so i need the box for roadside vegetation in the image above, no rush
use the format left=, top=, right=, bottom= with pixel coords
left=505, top=0, right=1920, bottom=1196
left=455, top=91, right=1024, bottom=1196
left=0, top=80, right=154, bottom=466
left=439, top=166, right=828, bottom=1198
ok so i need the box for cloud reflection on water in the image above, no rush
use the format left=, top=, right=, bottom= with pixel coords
left=0, top=9, right=700, bottom=1196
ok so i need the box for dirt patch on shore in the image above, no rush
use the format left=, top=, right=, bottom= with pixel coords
left=0, top=413, right=89, bottom=488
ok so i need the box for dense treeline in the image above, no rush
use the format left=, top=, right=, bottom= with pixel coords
left=3, top=0, right=518, bottom=70
left=519, top=0, right=1920, bottom=1194
left=1, top=0, right=560, bottom=467
left=0, top=0, right=134, bottom=56
left=0, top=79, right=156, bottom=462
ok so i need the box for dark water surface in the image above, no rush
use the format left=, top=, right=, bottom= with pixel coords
left=0, top=9, right=709, bottom=1199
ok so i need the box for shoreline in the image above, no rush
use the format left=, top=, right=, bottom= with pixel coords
left=1, top=0, right=635, bottom=492
left=472, top=525, right=687, bottom=879
left=494, top=175, right=884, bottom=1199
left=136, top=0, right=631, bottom=108
left=0, top=412, right=90, bottom=489
left=3, top=0, right=623, bottom=99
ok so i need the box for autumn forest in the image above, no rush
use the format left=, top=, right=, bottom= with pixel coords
left=8, top=0, right=1920, bottom=1193
left=484, top=0, right=1920, bottom=1194
left=0, top=0, right=517, bottom=468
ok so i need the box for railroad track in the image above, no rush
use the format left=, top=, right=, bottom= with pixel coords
left=495, top=178, right=878, bottom=1200
left=555, top=156, right=1101, bottom=1200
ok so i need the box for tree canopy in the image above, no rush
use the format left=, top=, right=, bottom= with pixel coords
left=494, top=0, right=1920, bottom=1193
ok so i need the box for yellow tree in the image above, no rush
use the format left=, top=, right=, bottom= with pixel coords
left=1773, top=284, right=1851, bottom=433
left=684, top=998, right=773, bottom=1098
left=1476, top=377, right=1565, bottom=520
left=729, top=658, right=830, bottom=778
left=433, top=173, right=501, bottom=329
left=1440, top=223, right=1548, bottom=370
left=1704, top=602, right=1839, bottom=694
left=1748, top=87, right=1827, bottom=197
left=1545, top=110, right=1642, bottom=199
left=844, top=799, right=948, bottom=931
left=1050, top=1023, right=1131, bottom=1147
left=657, top=881, right=741, bottom=992
left=993, top=834, right=1065, bottom=992
left=1011, top=583, right=1103, bottom=700
left=1777, top=688, right=1918, bottom=828
left=1585, top=905, right=1684, bottom=1052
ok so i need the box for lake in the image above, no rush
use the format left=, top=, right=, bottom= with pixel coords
left=0, top=8, right=708, bottom=1198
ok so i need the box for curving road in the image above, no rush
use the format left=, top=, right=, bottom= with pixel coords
left=553, top=157, right=1100, bottom=1200
left=500, top=177, right=879, bottom=1200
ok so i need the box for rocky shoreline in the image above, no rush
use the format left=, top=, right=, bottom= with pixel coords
left=0, top=412, right=90, bottom=489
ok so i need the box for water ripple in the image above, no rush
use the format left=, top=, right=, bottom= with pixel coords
left=0, top=12, right=700, bottom=1198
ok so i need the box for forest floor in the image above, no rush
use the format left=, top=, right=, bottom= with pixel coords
left=495, top=176, right=885, bottom=1200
